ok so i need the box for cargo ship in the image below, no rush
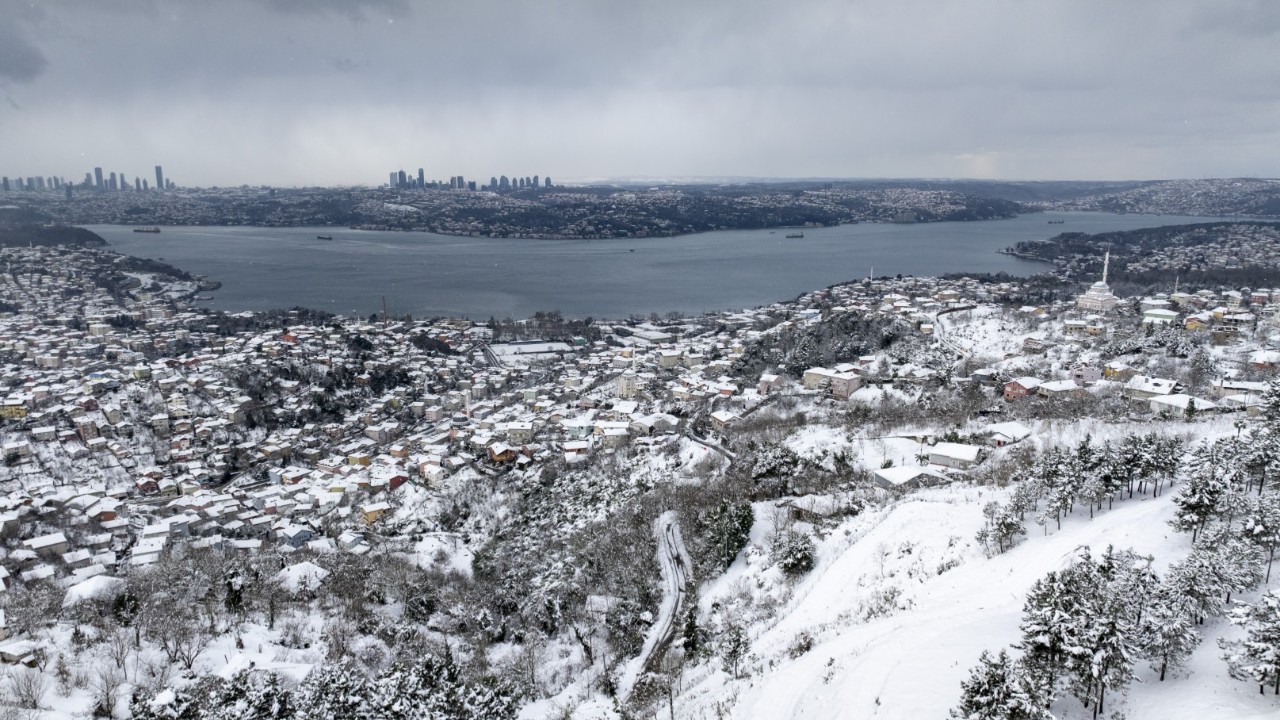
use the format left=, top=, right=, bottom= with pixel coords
left=316, top=235, right=333, bottom=240
left=133, top=227, right=161, bottom=233
left=785, top=231, right=805, bottom=239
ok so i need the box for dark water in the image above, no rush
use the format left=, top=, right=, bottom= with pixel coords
left=88, top=212, right=1227, bottom=319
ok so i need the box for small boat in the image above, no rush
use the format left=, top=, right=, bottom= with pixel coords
left=316, top=234, right=333, bottom=240
left=1047, top=220, right=1065, bottom=225
left=786, top=232, right=804, bottom=239
left=133, top=227, right=161, bottom=233
left=629, top=249, right=635, bottom=252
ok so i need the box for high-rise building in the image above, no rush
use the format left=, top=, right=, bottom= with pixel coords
left=397, top=170, right=407, bottom=188
left=0, top=177, right=8, bottom=192
left=544, top=177, right=552, bottom=188
left=489, top=176, right=498, bottom=190
left=532, top=175, right=539, bottom=189
left=64, top=184, right=73, bottom=200
left=389, top=172, right=397, bottom=188
left=135, top=177, right=142, bottom=191
left=499, top=175, right=509, bottom=191
left=155, top=165, right=164, bottom=192
left=108, top=172, right=117, bottom=191
left=467, top=181, right=476, bottom=191
left=417, top=168, right=425, bottom=187
left=143, top=179, right=149, bottom=191
left=94, top=167, right=104, bottom=189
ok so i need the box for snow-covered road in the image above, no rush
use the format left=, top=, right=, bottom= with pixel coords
left=618, top=510, right=691, bottom=701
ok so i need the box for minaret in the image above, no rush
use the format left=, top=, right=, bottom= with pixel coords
left=1101, top=251, right=1110, bottom=285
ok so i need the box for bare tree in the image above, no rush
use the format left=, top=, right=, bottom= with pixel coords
left=135, top=656, right=175, bottom=696
left=89, top=664, right=123, bottom=718
left=103, top=626, right=132, bottom=675
left=5, top=668, right=47, bottom=710
left=324, top=618, right=356, bottom=662
left=149, top=613, right=212, bottom=671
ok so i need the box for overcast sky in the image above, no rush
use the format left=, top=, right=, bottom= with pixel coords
left=1, top=0, right=1277, bottom=187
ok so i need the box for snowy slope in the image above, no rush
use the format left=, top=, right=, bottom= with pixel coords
left=676, top=487, right=1279, bottom=720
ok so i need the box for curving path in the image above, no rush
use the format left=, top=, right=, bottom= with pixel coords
left=617, top=511, right=692, bottom=701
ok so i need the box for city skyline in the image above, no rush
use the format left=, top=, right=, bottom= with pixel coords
left=1, top=164, right=173, bottom=194
left=1, top=1, right=1278, bottom=186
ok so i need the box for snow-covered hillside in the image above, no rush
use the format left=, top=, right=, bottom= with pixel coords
left=673, top=485, right=1277, bottom=720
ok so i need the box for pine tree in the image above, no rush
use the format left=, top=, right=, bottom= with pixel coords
left=700, top=500, right=755, bottom=570
left=1243, top=491, right=1280, bottom=583
left=979, top=501, right=1025, bottom=555
left=1243, top=428, right=1280, bottom=496
left=1170, top=442, right=1230, bottom=542
left=1080, top=610, right=1134, bottom=718
left=1262, top=379, right=1280, bottom=429
left=681, top=603, right=704, bottom=655
left=1137, top=590, right=1200, bottom=681
left=1017, top=568, right=1076, bottom=691
left=1163, top=537, right=1262, bottom=623
left=294, top=661, right=375, bottom=719
left=1221, top=588, right=1280, bottom=695
left=772, top=531, right=816, bottom=577
left=1036, top=449, right=1075, bottom=532
left=720, top=624, right=750, bottom=678
left=950, top=649, right=1052, bottom=720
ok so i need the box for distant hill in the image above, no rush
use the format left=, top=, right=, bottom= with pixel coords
left=0, top=207, right=107, bottom=247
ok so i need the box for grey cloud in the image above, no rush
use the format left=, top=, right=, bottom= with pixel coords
left=260, top=0, right=409, bottom=22
left=1, top=0, right=1278, bottom=185
left=0, top=3, right=48, bottom=83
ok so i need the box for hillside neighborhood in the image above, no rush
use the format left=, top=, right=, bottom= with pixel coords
left=0, top=237, right=1276, bottom=718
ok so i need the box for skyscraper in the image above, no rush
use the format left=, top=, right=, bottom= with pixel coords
left=532, top=175, right=539, bottom=189
left=108, top=172, right=117, bottom=191
left=389, top=172, right=397, bottom=188
left=489, top=176, right=498, bottom=190
left=155, top=165, right=164, bottom=192
left=94, top=167, right=104, bottom=189
left=135, top=177, right=142, bottom=191
left=417, top=168, right=425, bottom=188
left=397, top=170, right=407, bottom=188
left=0, top=177, right=8, bottom=192
left=544, top=177, right=552, bottom=188
left=499, top=175, right=509, bottom=191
